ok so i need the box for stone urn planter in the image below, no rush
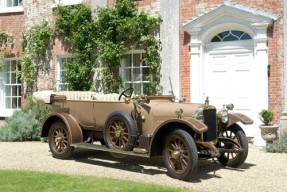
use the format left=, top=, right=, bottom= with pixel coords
left=259, top=109, right=279, bottom=144
left=259, top=125, right=279, bottom=144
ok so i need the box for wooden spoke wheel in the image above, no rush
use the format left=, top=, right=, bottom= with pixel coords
left=163, top=129, right=198, bottom=181
left=48, top=121, right=74, bottom=159
left=217, top=123, right=248, bottom=168
left=104, top=111, right=137, bottom=151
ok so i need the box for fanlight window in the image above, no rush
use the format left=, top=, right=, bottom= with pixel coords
left=211, top=30, right=252, bottom=42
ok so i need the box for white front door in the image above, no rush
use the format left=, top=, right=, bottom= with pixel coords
left=204, top=48, right=259, bottom=137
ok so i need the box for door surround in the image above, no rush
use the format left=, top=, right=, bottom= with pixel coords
left=182, top=2, right=279, bottom=145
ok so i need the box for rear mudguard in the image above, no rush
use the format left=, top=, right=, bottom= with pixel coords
left=41, top=113, right=83, bottom=144
left=227, top=113, right=253, bottom=127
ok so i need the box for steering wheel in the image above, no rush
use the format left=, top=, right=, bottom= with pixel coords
left=118, top=88, right=134, bottom=101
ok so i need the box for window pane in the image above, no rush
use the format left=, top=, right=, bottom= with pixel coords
left=18, top=97, right=21, bottom=108
left=12, top=85, right=18, bottom=96
left=11, top=60, right=17, bottom=71
left=11, top=73, right=16, bottom=84
left=133, top=83, right=141, bottom=95
left=12, top=97, right=18, bottom=109
left=4, top=73, right=10, bottom=84
left=133, top=68, right=141, bottom=81
left=6, top=0, right=12, bottom=7
left=143, top=83, right=150, bottom=95
left=59, top=84, right=69, bottom=91
left=241, top=33, right=252, bottom=40
left=222, top=34, right=238, bottom=41
left=5, top=98, right=11, bottom=109
left=142, top=68, right=149, bottom=81
left=124, top=68, right=131, bottom=81
left=142, top=53, right=147, bottom=66
left=211, top=36, right=221, bottom=42
left=18, top=86, right=21, bottom=95
left=133, top=54, right=140, bottom=67
left=123, top=55, right=131, bottom=67
left=5, top=86, right=11, bottom=96
left=211, top=30, right=251, bottom=43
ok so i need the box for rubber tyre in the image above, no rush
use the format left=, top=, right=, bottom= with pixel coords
left=104, top=111, right=137, bottom=151
left=163, top=129, right=198, bottom=181
left=217, top=123, right=248, bottom=168
left=48, top=121, right=74, bottom=159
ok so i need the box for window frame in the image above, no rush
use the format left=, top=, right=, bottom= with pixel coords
left=0, top=0, right=23, bottom=13
left=52, top=0, right=83, bottom=8
left=1, top=58, right=22, bottom=111
left=56, top=55, right=72, bottom=91
left=121, top=50, right=150, bottom=95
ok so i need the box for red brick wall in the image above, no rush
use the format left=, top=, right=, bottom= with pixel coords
left=0, top=12, right=24, bottom=56
left=180, top=0, right=284, bottom=123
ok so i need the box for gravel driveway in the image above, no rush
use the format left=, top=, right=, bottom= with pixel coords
left=0, top=142, right=286, bottom=192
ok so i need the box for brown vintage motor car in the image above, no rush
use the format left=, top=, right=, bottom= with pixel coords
left=33, top=88, right=253, bottom=181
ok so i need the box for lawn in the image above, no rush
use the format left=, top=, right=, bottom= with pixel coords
left=0, top=170, right=194, bottom=192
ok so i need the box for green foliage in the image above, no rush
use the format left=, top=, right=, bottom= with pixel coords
left=95, top=0, right=162, bottom=93
left=0, top=30, right=14, bottom=69
left=0, top=97, right=52, bottom=142
left=54, top=4, right=97, bottom=91
left=22, top=96, right=53, bottom=123
left=0, top=110, right=39, bottom=141
left=265, top=133, right=287, bottom=153
left=54, top=1, right=161, bottom=93
left=20, top=22, right=53, bottom=94
left=259, top=109, right=274, bottom=125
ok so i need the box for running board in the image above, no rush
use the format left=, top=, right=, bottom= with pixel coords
left=72, top=143, right=150, bottom=158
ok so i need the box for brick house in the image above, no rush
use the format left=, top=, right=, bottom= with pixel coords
left=0, top=0, right=285, bottom=145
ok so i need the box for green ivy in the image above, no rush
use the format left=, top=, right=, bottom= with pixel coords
left=21, top=22, right=53, bottom=95
left=54, top=0, right=162, bottom=94
left=20, top=1, right=162, bottom=94
left=95, top=0, right=162, bottom=94
left=0, top=30, right=14, bottom=70
left=54, top=4, right=97, bottom=91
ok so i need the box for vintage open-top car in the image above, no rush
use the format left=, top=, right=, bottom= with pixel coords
left=33, top=88, right=253, bottom=181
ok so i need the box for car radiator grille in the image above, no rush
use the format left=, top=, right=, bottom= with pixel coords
left=203, top=108, right=217, bottom=142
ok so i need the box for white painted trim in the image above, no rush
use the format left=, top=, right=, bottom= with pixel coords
left=0, top=6, right=23, bottom=13
left=52, top=0, right=83, bottom=8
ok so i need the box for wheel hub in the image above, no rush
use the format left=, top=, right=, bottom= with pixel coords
left=115, top=129, right=121, bottom=138
left=55, top=136, right=63, bottom=146
left=171, top=150, right=180, bottom=160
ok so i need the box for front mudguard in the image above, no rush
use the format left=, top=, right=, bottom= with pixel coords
left=41, top=113, right=83, bottom=144
left=227, top=113, right=253, bottom=127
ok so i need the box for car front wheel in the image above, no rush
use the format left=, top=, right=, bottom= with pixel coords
left=163, top=129, right=198, bottom=181
left=48, top=121, right=74, bottom=159
left=217, top=123, right=248, bottom=167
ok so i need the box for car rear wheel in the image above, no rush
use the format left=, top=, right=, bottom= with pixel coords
left=48, top=121, right=74, bottom=159
left=104, top=111, right=137, bottom=151
left=217, top=123, right=248, bottom=167
left=163, top=129, right=198, bottom=181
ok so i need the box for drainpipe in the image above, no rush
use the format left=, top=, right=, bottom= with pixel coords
left=280, top=0, right=287, bottom=137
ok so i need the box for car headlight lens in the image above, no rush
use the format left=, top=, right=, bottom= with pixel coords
left=217, top=110, right=229, bottom=123
left=193, top=107, right=204, bottom=122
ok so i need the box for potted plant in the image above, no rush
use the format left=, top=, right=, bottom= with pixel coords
left=259, top=109, right=279, bottom=144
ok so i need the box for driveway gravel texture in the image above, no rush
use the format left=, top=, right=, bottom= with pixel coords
left=0, top=142, right=286, bottom=192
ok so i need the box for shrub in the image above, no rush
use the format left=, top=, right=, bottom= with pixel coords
left=265, top=133, right=287, bottom=153
left=259, top=109, right=273, bottom=125
left=0, top=96, right=52, bottom=141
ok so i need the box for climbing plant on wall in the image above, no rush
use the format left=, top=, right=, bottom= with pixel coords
left=54, top=4, right=97, bottom=91
left=21, top=21, right=53, bottom=95
left=54, top=0, right=162, bottom=94
left=94, top=0, right=162, bottom=94
left=0, top=30, right=14, bottom=70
